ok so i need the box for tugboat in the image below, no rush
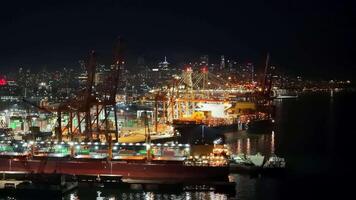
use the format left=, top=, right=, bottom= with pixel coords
left=229, top=153, right=286, bottom=176
left=262, top=154, right=286, bottom=176
left=229, top=153, right=265, bottom=175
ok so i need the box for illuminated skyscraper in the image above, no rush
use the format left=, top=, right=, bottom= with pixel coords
left=220, top=55, right=225, bottom=70
left=199, top=55, right=209, bottom=66
left=158, top=56, right=169, bottom=70
left=247, top=62, right=254, bottom=83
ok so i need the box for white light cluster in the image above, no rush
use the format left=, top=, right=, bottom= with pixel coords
left=0, top=140, right=190, bottom=148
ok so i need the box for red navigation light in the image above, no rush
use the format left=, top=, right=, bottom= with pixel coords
left=0, top=78, right=7, bottom=86
left=201, top=66, right=208, bottom=73
left=183, top=65, right=192, bottom=72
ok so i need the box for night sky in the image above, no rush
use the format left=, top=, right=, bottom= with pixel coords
left=0, top=0, right=355, bottom=79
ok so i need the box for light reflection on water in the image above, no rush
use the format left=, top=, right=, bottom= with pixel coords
left=226, top=130, right=277, bottom=157
left=63, top=190, right=230, bottom=200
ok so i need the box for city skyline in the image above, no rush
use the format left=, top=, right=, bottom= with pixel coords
left=0, top=2, right=354, bottom=198
left=1, top=0, right=355, bottom=80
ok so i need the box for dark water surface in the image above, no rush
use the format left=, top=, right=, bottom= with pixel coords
left=3, top=92, right=355, bottom=200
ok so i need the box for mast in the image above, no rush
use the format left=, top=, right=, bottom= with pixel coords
left=262, top=52, right=270, bottom=94
left=155, top=93, right=158, bottom=133
left=144, top=110, right=152, bottom=161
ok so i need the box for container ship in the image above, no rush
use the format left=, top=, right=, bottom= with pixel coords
left=233, top=102, right=274, bottom=134
left=246, top=117, right=274, bottom=134
left=172, top=102, right=238, bottom=144
left=173, top=101, right=274, bottom=141
left=173, top=120, right=237, bottom=144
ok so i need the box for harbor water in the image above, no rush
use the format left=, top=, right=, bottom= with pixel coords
left=3, top=91, right=355, bottom=200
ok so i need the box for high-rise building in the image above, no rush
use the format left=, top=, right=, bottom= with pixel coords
left=247, top=62, right=254, bottom=83
left=228, top=60, right=233, bottom=72
left=199, top=55, right=209, bottom=66
left=159, top=57, right=171, bottom=80
left=158, top=56, right=169, bottom=71
left=220, top=55, right=225, bottom=70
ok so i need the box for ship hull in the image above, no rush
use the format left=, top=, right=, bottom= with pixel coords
left=247, top=119, right=273, bottom=134
left=0, top=158, right=229, bottom=182
left=174, top=123, right=237, bottom=144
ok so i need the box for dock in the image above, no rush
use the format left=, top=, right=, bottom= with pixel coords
left=0, top=171, right=78, bottom=197
left=0, top=171, right=235, bottom=195
left=122, top=178, right=235, bottom=194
